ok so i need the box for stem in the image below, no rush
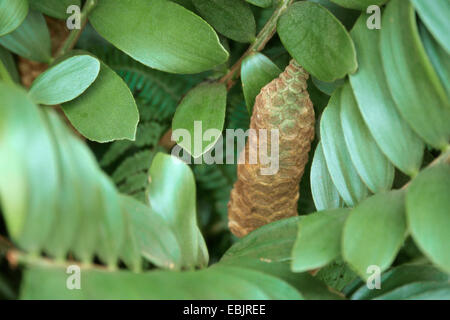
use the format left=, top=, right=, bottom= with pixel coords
left=55, top=0, right=98, bottom=59
left=0, top=59, right=14, bottom=85
left=219, top=0, right=293, bottom=90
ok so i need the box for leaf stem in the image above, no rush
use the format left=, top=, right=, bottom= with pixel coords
left=0, top=59, right=14, bottom=85
left=55, top=0, right=98, bottom=59
left=219, top=0, right=293, bottom=90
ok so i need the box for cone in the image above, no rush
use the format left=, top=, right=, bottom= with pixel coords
left=228, top=60, right=315, bottom=237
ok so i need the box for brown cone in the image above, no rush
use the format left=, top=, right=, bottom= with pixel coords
left=228, top=60, right=315, bottom=238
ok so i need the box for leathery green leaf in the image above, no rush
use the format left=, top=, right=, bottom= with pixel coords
left=277, top=1, right=357, bottom=82
left=381, top=0, right=450, bottom=150
left=292, top=209, right=350, bottom=272
left=0, top=0, right=28, bottom=36
left=0, top=10, right=51, bottom=63
left=412, top=0, right=450, bottom=54
left=310, top=142, right=343, bottom=211
left=406, top=163, right=450, bottom=273
left=147, top=153, right=208, bottom=269
left=62, top=57, right=138, bottom=143
left=28, top=0, right=81, bottom=20
left=192, top=0, right=256, bottom=43
left=320, top=87, right=369, bottom=206
left=343, top=190, right=407, bottom=280
left=241, top=52, right=281, bottom=114
left=340, top=82, right=394, bottom=193
left=349, top=14, right=424, bottom=176
left=29, top=55, right=100, bottom=105
left=172, top=82, right=227, bottom=158
left=89, top=0, right=229, bottom=74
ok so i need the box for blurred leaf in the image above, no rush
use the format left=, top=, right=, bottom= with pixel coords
left=43, top=111, right=83, bottom=260
left=0, top=45, right=20, bottom=82
left=0, top=0, right=28, bottom=36
left=374, top=281, right=450, bottom=300
left=245, top=0, right=272, bottom=8
left=316, top=259, right=358, bottom=291
left=192, top=0, right=256, bottom=43
left=218, top=258, right=343, bottom=300
left=420, top=23, right=450, bottom=99
left=351, top=264, right=449, bottom=300
left=221, top=216, right=301, bottom=264
left=342, top=190, right=407, bottom=280
left=312, top=76, right=345, bottom=96
left=291, top=209, right=349, bottom=272
left=329, top=0, right=389, bottom=10
left=381, top=0, right=450, bottom=150
left=29, top=55, right=100, bottom=105
left=90, top=0, right=228, bottom=74
left=172, top=82, right=227, bottom=158
left=310, top=142, right=343, bottom=211
left=147, top=153, right=208, bottom=269
left=340, top=82, right=394, bottom=193
left=0, top=10, right=51, bottom=63
left=412, top=0, right=450, bottom=54
left=120, top=195, right=182, bottom=271
left=241, top=52, right=281, bottom=113
left=0, top=83, right=58, bottom=253
left=320, top=87, right=369, bottom=206
left=349, top=14, right=424, bottom=176
left=277, top=1, right=357, bottom=82
left=28, top=0, right=81, bottom=19
left=21, top=265, right=301, bottom=299
left=62, top=57, right=139, bottom=142
left=406, top=163, right=450, bottom=273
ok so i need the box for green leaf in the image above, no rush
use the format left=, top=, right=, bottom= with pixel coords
left=309, top=0, right=359, bottom=29
left=0, top=10, right=51, bottom=63
left=420, top=23, right=450, bottom=99
left=192, top=0, right=256, bottom=43
left=29, top=55, right=100, bottom=105
left=89, top=0, right=229, bottom=74
left=0, top=0, right=28, bottom=36
left=320, top=87, right=369, bottom=206
left=312, top=76, right=345, bottom=96
left=310, top=142, right=343, bottom=211
left=349, top=14, right=424, bottom=176
left=329, top=0, right=389, bottom=11
left=277, top=1, right=357, bottom=82
left=412, top=0, right=450, bottom=54
left=374, top=281, right=450, bottom=300
left=351, top=264, right=449, bottom=300
left=0, top=83, right=59, bottom=253
left=120, top=195, right=182, bottom=271
left=245, top=0, right=272, bottom=8
left=28, top=0, right=81, bottom=19
left=0, top=45, right=20, bottom=83
left=406, top=163, right=450, bottom=273
left=241, top=52, right=281, bottom=114
left=218, top=258, right=343, bottom=300
left=340, top=82, right=394, bottom=193
left=62, top=57, right=139, bottom=142
left=381, top=0, right=450, bottom=150
left=172, top=82, right=227, bottom=158
left=291, top=209, right=349, bottom=272
left=147, top=153, right=208, bottom=269
left=221, top=216, right=301, bottom=264
left=43, top=110, right=83, bottom=260
left=342, top=190, right=407, bottom=280
left=20, top=265, right=301, bottom=299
